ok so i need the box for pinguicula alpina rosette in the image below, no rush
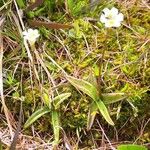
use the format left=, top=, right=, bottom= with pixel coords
left=100, top=7, right=124, bottom=28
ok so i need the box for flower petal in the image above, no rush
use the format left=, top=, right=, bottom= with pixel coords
left=117, top=13, right=124, bottom=21
left=105, top=20, right=114, bottom=28
left=113, top=20, right=121, bottom=27
left=102, top=8, right=110, bottom=15
left=28, top=28, right=34, bottom=33
left=111, top=7, right=118, bottom=15
left=33, top=29, right=39, bottom=34
left=100, top=14, right=106, bottom=23
left=22, top=31, right=28, bottom=36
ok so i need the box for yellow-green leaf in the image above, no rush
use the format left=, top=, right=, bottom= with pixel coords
left=87, top=102, right=98, bottom=131
left=102, top=93, right=126, bottom=104
left=24, top=107, right=50, bottom=129
left=117, top=144, right=147, bottom=150
left=95, top=99, right=114, bottom=126
left=52, top=110, right=60, bottom=145
left=67, top=75, right=114, bottom=126
left=66, top=75, right=99, bottom=100
left=53, top=93, right=71, bottom=109
left=87, top=93, right=126, bottom=130
left=43, top=92, right=51, bottom=108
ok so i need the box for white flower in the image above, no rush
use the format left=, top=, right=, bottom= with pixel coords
left=23, top=28, right=40, bottom=45
left=100, top=7, right=124, bottom=28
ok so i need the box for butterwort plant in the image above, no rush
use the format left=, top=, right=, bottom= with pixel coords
left=66, top=7, right=126, bottom=130
left=62, top=7, right=126, bottom=131
left=24, top=91, right=72, bottom=146
left=22, top=28, right=72, bottom=147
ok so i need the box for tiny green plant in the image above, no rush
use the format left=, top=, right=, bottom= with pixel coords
left=66, top=75, right=127, bottom=130
left=24, top=92, right=71, bottom=146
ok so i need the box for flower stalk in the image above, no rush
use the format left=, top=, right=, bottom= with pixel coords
left=97, top=7, right=124, bottom=95
left=96, top=31, right=107, bottom=96
left=23, top=28, right=40, bottom=81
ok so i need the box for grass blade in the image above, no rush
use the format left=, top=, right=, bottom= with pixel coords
left=24, top=107, right=50, bottom=129
left=28, top=20, right=72, bottom=29
left=0, top=139, right=2, bottom=150
left=16, top=0, right=25, bottom=8
left=26, top=0, right=44, bottom=11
